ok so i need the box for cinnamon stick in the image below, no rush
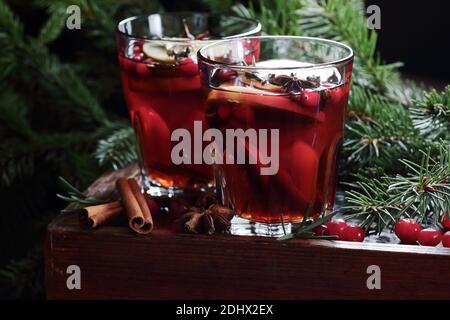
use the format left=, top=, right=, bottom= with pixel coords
left=116, top=178, right=153, bottom=234
left=80, top=201, right=123, bottom=228
left=128, top=178, right=154, bottom=233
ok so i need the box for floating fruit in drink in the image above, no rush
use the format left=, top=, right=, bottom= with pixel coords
left=204, top=70, right=348, bottom=222
left=117, top=13, right=261, bottom=191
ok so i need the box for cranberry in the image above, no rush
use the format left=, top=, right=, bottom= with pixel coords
left=417, top=228, right=442, bottom=247
left=132, top=52, right=145, bottom=61
left=233, top=106, right=254, bottom=125
left=325, top=219, right=348, bottom=239
left=213, top=69, right=237, bottom=83
left=135, top=62, right=151, bottom=77
left=119, top=56, right=135, bottom=73
left=133, top=45, right=142, bottom=54
left=441, top=212, right=450, bottom=230
left=394, top=218, right=422, bottom=244
left=442, top=231, right=450, bottom=248
left=289, top=141, right=319, bottom=204
left=313, top=224, right=328, bottom=236
left=217, top=105, right=231, bottom=120
left=134, top=110, right=171, bottom=166
left=300, top=91, right=321, bottom=108
left=341, top=225, right=365, bottom=242
left=327, top=86, right=345, bottom=105
left=178, top=58, right=198, bottom=77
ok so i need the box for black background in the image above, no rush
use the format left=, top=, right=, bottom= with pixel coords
left=366, top=0, right=449, bottom=87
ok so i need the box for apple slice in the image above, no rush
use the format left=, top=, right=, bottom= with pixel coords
left=207, top=85, right=325, bottom=122
left=238, top=73, right=283, bottom=93
left=133, top=110, right=171, bottom=167
left=129, top=75, right=201, bottom=93
left=142, top=43, right=176, bottom=63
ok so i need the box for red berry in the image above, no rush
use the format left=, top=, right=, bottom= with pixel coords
left=133, top=52, right=145, bottom=61
left=177, top=58, right=198, bottom=77
left=135, top=62, right=151, bottom=76
left=442, top=231, right=450, bottom=248
left=133, top=45, right=142, bottom=54
left=417, top=228, right=442, bottom=247
left=394, top=218, right=422, bottom=244
left=313, top=224, right=328, bottom=236
left=213, top=69, right=237, bottom=83
left=441, top=212, right=450, bottom=230
left=325, top=219, right=348, bottom=239
left=233, top=106, right=254, bottom=125
left=341, top=225, right=365, bottom=242
left=218, top=104, right=232, bottom=120
left=328, top=86, right=344, bottom=105
left=300, top=91, right=321, bottom=108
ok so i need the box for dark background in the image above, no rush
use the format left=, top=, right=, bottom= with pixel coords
left=366, top=0, right=449, bottom=87
left=9, top=0, right=450, bottom=85
left=1, top=0, right=449, bottom=300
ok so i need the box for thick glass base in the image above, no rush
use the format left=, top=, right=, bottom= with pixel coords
left=138, top=172, right=184, bottom=197
left=230, top=216, right=292, bottom=237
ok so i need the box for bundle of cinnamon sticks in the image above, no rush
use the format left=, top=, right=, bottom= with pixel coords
left=80, top=178, right=154, bottom=235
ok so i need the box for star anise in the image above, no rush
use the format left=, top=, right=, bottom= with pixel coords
left=176, top=204, right=234, bottom=235
left=268, top=74, right=321, bottom=95
left=167, top=46, right=191, bottom=61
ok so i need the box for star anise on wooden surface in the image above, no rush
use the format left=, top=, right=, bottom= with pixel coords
left=176, top=204, right=235, bottom=235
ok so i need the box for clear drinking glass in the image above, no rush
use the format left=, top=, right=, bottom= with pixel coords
left=198, top=36, right=353, bottom=236
left=116, top=13, right=261, bottom=195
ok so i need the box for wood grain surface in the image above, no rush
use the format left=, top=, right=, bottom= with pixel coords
left=45, top=163, right=450, bottom=300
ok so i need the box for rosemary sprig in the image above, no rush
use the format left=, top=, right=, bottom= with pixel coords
left=277, top=204, right=338, bottom=241
left=56, top=176, right=110, bottom=208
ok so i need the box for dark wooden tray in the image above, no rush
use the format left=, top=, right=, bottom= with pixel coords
left=45, top=164, right=450, bottom=299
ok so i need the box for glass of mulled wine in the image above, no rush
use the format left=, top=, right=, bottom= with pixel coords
left=198, top=36, right=353, bottom=236
left=116, top=13, right=261, bottom=195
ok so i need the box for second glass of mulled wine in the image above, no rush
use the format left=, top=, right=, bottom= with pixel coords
left=198, top=36, right=354, bottom=236
left=116, top=13, right=261, bottom=195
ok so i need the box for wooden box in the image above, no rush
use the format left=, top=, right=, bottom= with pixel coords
left=45, top=165, right=450, bottom=299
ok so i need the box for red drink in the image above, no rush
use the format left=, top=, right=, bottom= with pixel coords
left=118, top=44, right=210, bottom=188
left=205, top=76, right=350, bottom=223
left=199, top=36, right=354, bottom=234
left=116, top=13, right=261, bottom=191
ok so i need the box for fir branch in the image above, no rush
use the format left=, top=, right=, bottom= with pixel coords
left=0, top=247, right=44, bottom=299
left=233, top=0, right=302, bottom=35
left=0, top=87, right=34, bottom=139
left=23, top=40, right=109, bottom=126
left=342, top=142, right=450, bottom=233
left=409, top=85, right=450, bottom=140
left=0, top=129, right=111, bottom=186
left=344, top=87, right=421, bottom=169
left=0, top=0, right=24, bottom=44
left=94, top=126, right=137, bottom=170
left=37, top=2, right=68, bottom=44
left=295, top=0, right=402, bottom=95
